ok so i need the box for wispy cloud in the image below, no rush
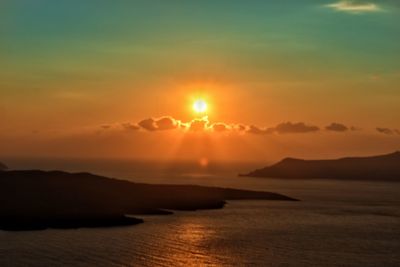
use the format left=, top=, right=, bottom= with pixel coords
left=210, top=122, right=230, bottom=132
left=326, top=122, right=349, bottom=132
left=274, top=122, right=320, bottom=134
left=376, top=127, right=400, bottom=135
left=326, top=1, right=381, bottom=13
left=246, top=125, right=274, bottom=135
left=121, top=123, right=140, bottom=131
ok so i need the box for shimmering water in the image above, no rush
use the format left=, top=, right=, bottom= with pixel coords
left=1, top=159, right=400, bottom=266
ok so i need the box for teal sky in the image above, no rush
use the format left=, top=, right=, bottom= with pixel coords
left=0, top=0, right=399, bottom=159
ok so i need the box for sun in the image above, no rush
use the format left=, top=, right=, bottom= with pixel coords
left=193, top=99, right=207, bottom=113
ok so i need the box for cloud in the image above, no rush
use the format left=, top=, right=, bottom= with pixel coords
left=247, top=125, right=274, bottom=135
left=121, top=123, right=140, bottom=131
left=234, top=124, right=247, bottom=132
left=155, top=116, right=180, bottom=130
left=117, top=115, right=398, bottom=138
left=100, top=124, right=112, bottom=130
left=326, top=122, right=349, bottom=132
left=135, top=117, right=319, bottom=135
left=211, top=122, right=230, bottom=132
left=376, top=127, right=400, bottom=135
left=189, top=117, right=209, bottom=131
left=274, top=122, right=320, bottom=134
left=138, top=116, right=180, bottom=131
left=138, top=118, right=158, bottom=131
left=137, top=116, right=230, bottom=132
left=326, top=1, right=381, bottom=13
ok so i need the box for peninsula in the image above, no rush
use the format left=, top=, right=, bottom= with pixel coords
left=0, top=170, right=296, bottom=231
left=241, top=151, right=400, bottom=181
left=0, top=162, right=7, bottom=171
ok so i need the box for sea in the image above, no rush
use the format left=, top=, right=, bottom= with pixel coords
left=1, top=158, right=399, bottom=267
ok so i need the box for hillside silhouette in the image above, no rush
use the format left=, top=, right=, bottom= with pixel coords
left=0, top=170, right=296, bottom=231
left=242, top=151, right=400, bottom=181
left=0, top=162, right=7, bottom=171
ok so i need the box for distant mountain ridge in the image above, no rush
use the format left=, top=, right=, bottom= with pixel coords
left=242, top=151, right=400, bottom=181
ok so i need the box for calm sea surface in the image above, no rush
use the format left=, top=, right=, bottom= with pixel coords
left=1, top=158, right=400, bottom=266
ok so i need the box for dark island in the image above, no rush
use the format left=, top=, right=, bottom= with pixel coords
left=0, top=170, right=296, bottom=231
left=241, top=151, right=400, bottom=181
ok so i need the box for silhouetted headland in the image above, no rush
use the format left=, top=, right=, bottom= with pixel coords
left=241, top=151, right=400, bottom=181
left=0, top=170, right=296, bottom=231
left=0, top=162, right=7, bottom=171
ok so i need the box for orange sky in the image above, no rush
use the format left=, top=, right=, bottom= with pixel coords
left=1, top=1, right=400, bottom=162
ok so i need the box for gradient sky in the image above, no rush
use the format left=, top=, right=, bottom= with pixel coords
left=1, top=0, right=399, bottom=161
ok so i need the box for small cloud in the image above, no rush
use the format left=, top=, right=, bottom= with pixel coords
left=189, top=117, right=209, bottom=131
left=100, top=124, right=112, bottom=130
left=326, top=122, right=349, bottom=132
left=138, top=118, right=158, bottom=131
left=274, top=122, right=319, bottom=134
left=121, top=123, right=140, bottom=131
left=138, top=116, right=180, bottom=131
left=155, top=116, right=180, bottom=130
left=180, top=122, right=190, bottom=130
left=211, top=122, right=229, bottom=132
left=326, top=1, right=381, bottom=13
left=376, top=127, right=395, bottom=135
left=234, top=124, right=247, bottom=132
left=247, top=125, right=274, bottom=135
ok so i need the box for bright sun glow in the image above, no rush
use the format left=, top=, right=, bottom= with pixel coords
left=193, top=99, right=207, bottom=113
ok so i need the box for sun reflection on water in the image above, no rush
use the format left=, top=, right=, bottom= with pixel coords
left=157, top=219, right=224, bottom=266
